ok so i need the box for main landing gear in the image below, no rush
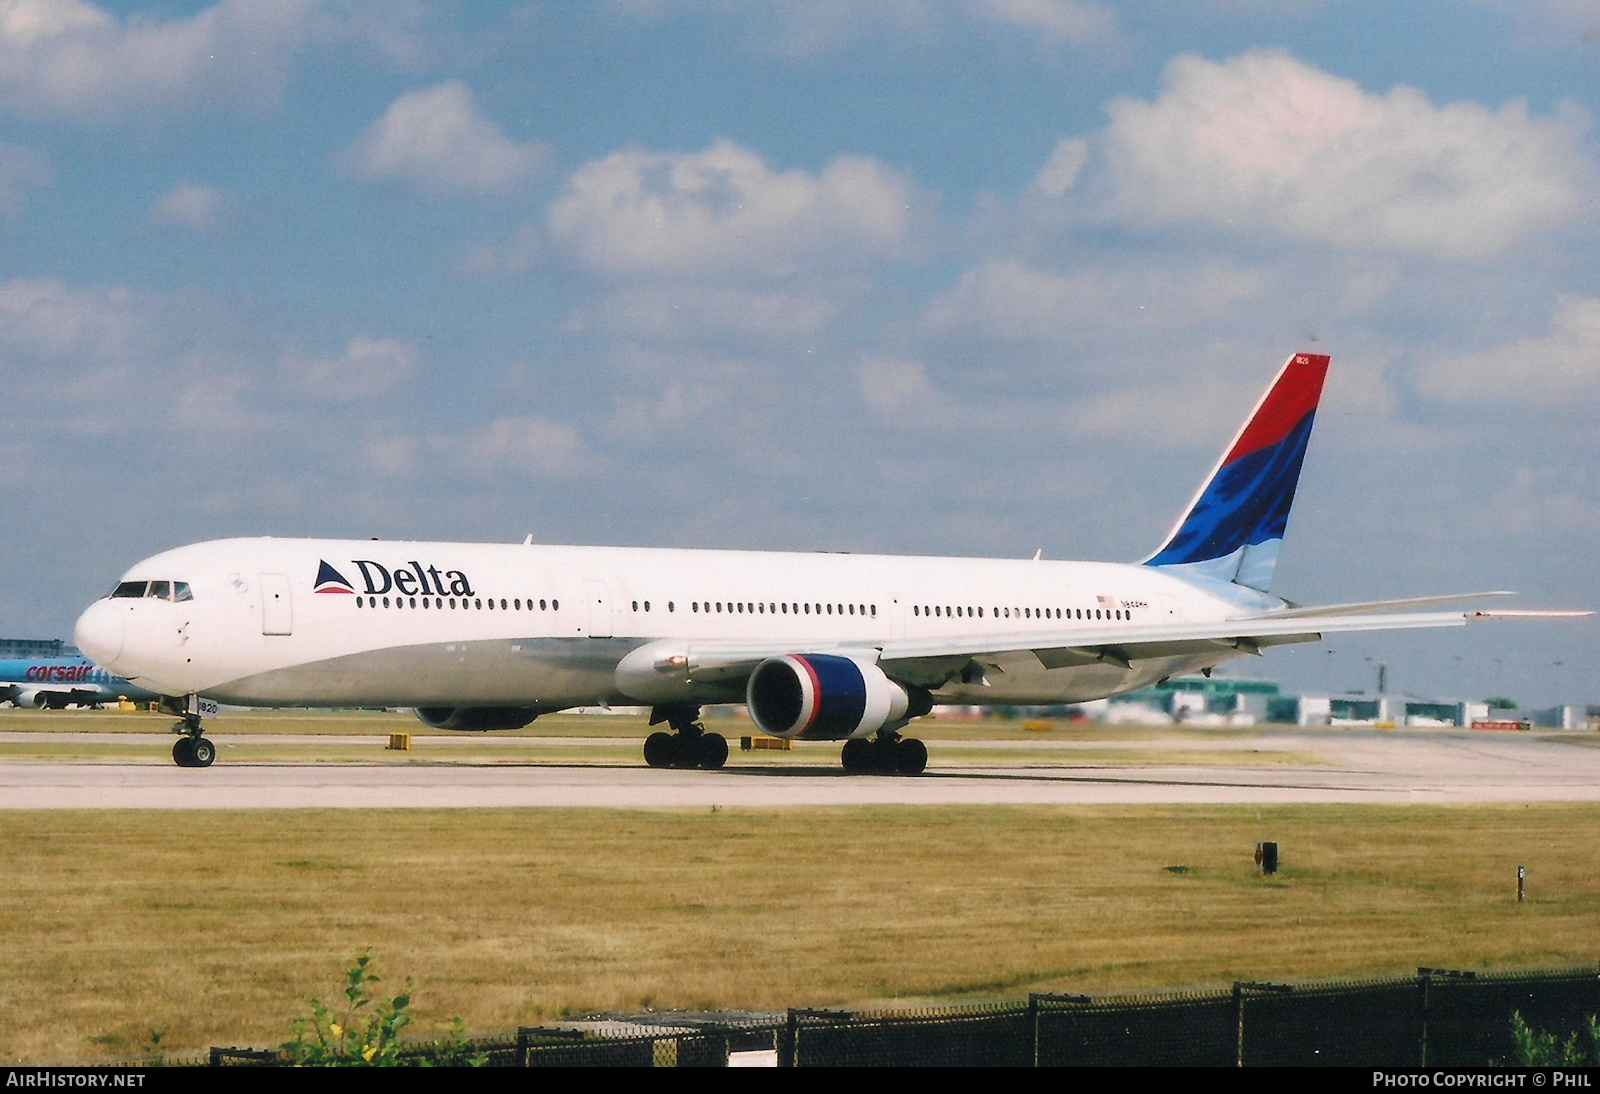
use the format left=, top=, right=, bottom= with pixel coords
left=840, top=730, right=927, bottom=775
left=644, top=704, right=729, bottom=770
left=171, top=714, right=216, bottom=768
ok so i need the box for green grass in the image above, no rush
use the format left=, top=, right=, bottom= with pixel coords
left=3, top=804, right=1599, bottom=1062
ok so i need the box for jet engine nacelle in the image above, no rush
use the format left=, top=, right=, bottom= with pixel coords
left=412, top=706, right=539, bottom=731
left=746, top=654, right=931, bottom=740
left=10, top=688, right=46, bottom=709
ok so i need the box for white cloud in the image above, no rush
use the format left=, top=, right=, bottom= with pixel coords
left=1087, top=50, right=1592, bottom=258
left=925, top=257, right=1266, bottom=341
left=972, top=0, right=1115, bottom=46
left=1033, top=137, right=1086, bottom=197
left=619, top=1, right=1115, bottom=57
left=455, top=222, right=543, bottom=278
left=146, top=182, right=227, bottom=231
left=288, top=336, right=418, bottom=402
left=547, top=138, right=914, bottom=275
left=857, top=355, right=947, bottom=416
left=463, top=416, right=587, bottom=476
left=0, top=0, right=322, bottom=120
left=1062, top=379, right=1269, bottom=449
left=1416, top=295, right=1600, bottom=408
left=570, top=285, right=838, bottom=339
left=0, top=140, right=49, bottom=215
left=343, top=81, right=547, bottom=197
left=0, top=276, right=137, bottom=366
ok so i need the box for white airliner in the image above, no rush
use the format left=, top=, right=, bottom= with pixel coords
left=73, top=353, right=1586, bottom=770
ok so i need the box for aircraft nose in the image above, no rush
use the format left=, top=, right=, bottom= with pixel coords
left=74, top=599, right=125, bottom=665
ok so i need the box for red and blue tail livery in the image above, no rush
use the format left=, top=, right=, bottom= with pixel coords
left=1143, top=352, right=1331, bottom=593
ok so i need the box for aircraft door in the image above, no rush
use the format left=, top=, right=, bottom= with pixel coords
left=582, top=579, right=613, bottom=638
left=260, top=573, right=293, bottom=636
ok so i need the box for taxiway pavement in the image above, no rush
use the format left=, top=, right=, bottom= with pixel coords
left=1, top=728, right=1597, bottom=808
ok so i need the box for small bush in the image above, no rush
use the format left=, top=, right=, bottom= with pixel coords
left=1509, top=1011, right=1600, bottom=1067
left=280, top=954, right=485, bottom=1067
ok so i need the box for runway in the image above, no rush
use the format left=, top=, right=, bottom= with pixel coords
left=2, top=728, right=1599, bottom=808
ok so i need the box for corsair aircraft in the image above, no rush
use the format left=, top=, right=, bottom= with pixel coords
left=0, top=655, right=158, bottom=709
left=73, top=353, right=1586, bottom=769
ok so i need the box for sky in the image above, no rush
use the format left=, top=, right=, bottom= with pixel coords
left=0, top=0, right=1596, bottom=707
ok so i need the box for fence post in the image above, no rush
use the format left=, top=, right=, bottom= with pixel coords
left=1416, top=969, right=1431, bottom=1067
left=1233, top=982, right=1244, bottom=1067
left=208, top=1047, right=222, bottom=1067
left=1027, top=994, right=1039, bottom=1068
left=780, top=1009, right=798, bottom=1068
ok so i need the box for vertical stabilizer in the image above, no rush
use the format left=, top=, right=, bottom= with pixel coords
left=1142, top=352, right=1330, bottom=592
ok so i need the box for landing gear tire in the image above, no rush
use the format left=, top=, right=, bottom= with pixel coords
left=841, top=738, right=871, bottom=772
left=644, top=705, right=728, bottom=771
left=644, top=731, right=676, bottom=769
left=696, top=733, right=728, bottom=770
left=189, top=737, right=216, bottom=768
left=894, top=737, right=927, bottom=775
left=172, top=737, right=195, bottom=767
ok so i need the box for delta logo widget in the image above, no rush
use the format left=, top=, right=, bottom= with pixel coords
left=314, top=559, right=476, bottom=598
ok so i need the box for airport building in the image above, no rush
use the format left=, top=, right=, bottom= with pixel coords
left=1095, top=676, right=1593, bottom=729
left=0, top=638, right=78, bottom=659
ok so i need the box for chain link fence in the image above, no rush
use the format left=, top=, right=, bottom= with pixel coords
left=193, top=962, right=1600, bottom=1067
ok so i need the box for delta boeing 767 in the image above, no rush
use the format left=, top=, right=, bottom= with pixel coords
left=72, top=353, right=1587, bottom=770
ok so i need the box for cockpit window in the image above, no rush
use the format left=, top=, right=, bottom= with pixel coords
left=111, top=581, right=148, bottom=598
left=174, top=582, right=193, bottom=602
left=147, top=580, right=172, bottom=600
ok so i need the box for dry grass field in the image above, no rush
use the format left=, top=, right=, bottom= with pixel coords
left=3, top=802, right=1599, bottom=1062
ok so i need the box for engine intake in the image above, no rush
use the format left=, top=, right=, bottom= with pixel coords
left=413, top=706, right=539, bottom=731
left=746, top=654, right=929, bottom=740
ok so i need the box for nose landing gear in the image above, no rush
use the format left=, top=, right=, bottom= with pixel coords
left=171, top=727, right=216, bottom=768
left=160, top=695, right=219, bottom=768
left=644, top=704, right=728, bottom=770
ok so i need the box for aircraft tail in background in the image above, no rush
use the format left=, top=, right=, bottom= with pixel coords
left=1142, top=352, right=1331, bottom=593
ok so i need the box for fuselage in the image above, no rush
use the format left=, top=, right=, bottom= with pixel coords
left=73, top=536, right=1277, bottom=712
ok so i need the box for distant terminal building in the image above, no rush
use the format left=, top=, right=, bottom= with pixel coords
left=1106, top=677, right=1284, bottom=725
left=1100, top=678, right=1588, bottom=728
left=0, top=638, right=78, bottom=659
